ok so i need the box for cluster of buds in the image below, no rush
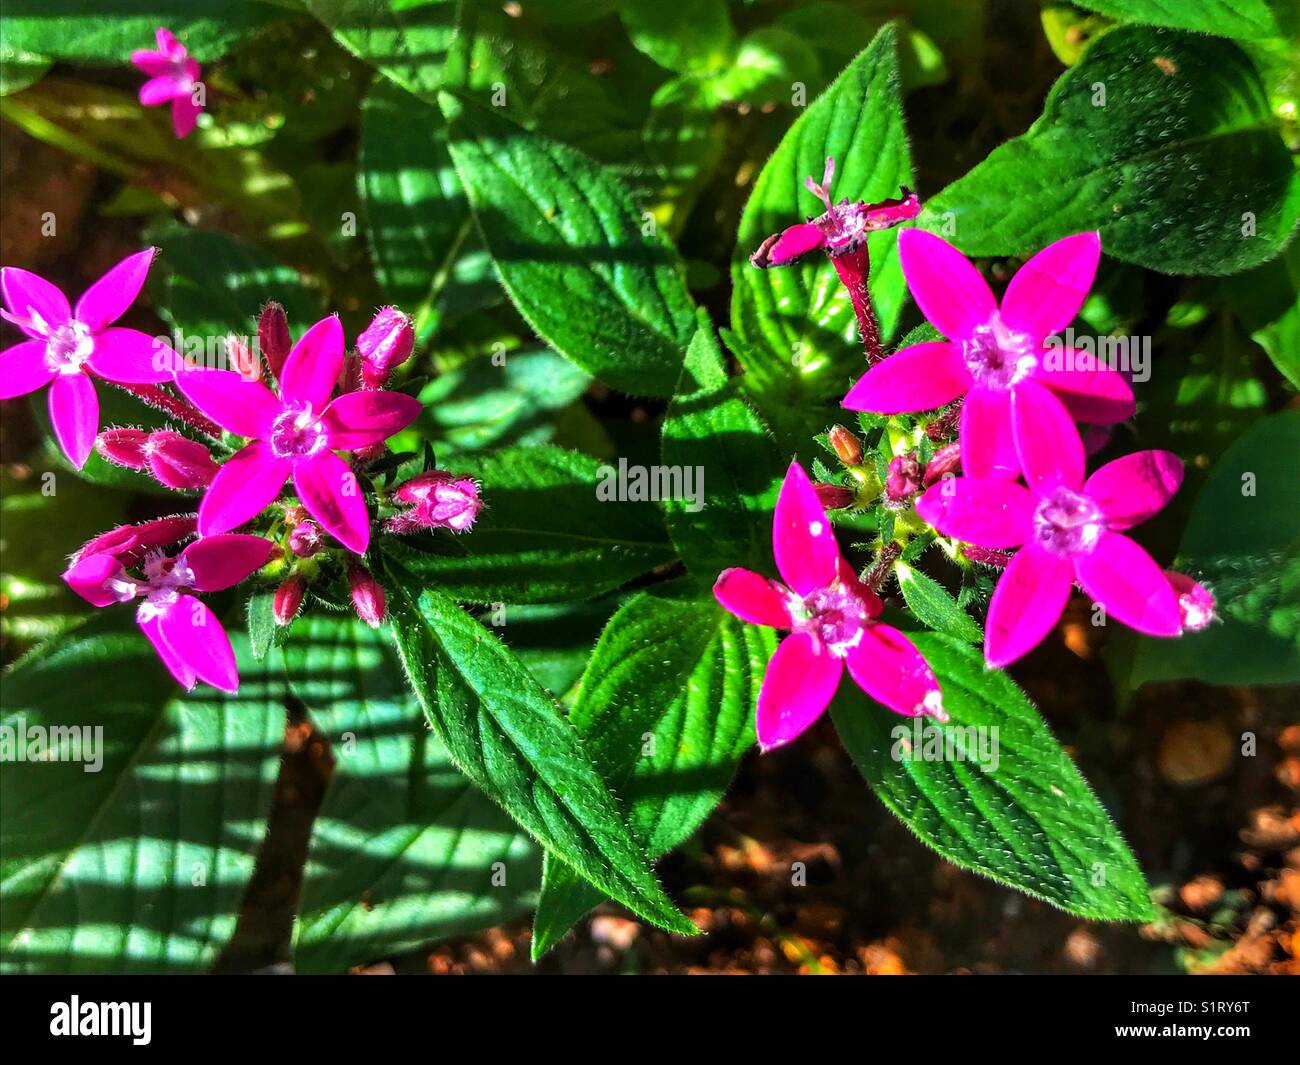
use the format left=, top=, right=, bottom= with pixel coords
left=386, top=471, right=482, bottom=534
left=97, top=427, right=219, bottom=490
left=885, top=443, right=961, bottom=505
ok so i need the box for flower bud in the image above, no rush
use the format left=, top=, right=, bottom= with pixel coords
left=827, top=424, right=863, bottom=467
left=274, top=575, right=306, bottom=626
left=226, top=335, right=261, bottom=382
left=388, top=472, right=482, bottom=533
left=357, top=306, right=415, bottom=389
left=812, top=483, right=856, bottom=510
left=258, top=302, right=292, bottom=379
left=288, top=519, right=324, bottom=558
left=347, top=563, right=386, bottom=628
left=145, top=430, right=219, bottom=489
left=1166, top=571, right=1216, bottom=633
left=922, top=443, right=961, bottom=486
left=96, top=427, right=149, bottom=470
left=885, top=453, right=923, bottom=503
left=73, top=515, right=197, bottom=567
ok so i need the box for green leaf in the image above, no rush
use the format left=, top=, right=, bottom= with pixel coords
left=383, top=445, right=674, bottom=604
left=709, top=28, right=823, bottom=107
left=246, top=589, right=276, bottom=662
left=440, top=90, right=696, bottom=397
left=358, top=78, right=497, bottom=338
left=0, top=47, right=50, bottom=96
left=284, top=615, right=538, bottom=974
left=1224, top=241, right=1300, bottom=388
left=924, top=27, right=1300, bottom=275
left=1133, top=409, right=1300, bottom=685
left=731, top=25, right=914, bottom=416
left=619, top=0, right=734, bottom=76
left=380, top=570, right=696, bottom=937
left=303, top=0, right=457, bottom=99
left=0, top=1, right=281, bottom=62
left=831, top=633, right=1155, bottom=921
left=1, top=614, right=283, bottom=973
left=1069, top=1, right=1298, bottom=41
left=531, top=582, right=773, bottom=957
left=896, top=561, right=983, bottom=643
left=661, top=312, right=782, bottom=576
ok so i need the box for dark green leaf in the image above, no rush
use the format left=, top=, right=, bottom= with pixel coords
left=303, top=0, right=456, bottom=99
left=619, top=0, right=734, bottom=76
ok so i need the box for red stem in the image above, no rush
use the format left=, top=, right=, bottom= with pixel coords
left=963, top=546, right=1013, bottom=568
left=830, top=245, right=883, bottom=364
left=108, top=381, right=224, bottom=440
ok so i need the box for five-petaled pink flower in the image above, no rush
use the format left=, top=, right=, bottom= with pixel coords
left=714, top=462, right=945, bottom=751
left=174, top=316, right=421, bottom=554
left=916, top=434, right=1184, bottom=667
left=64, top=532, right=273, bottom=692
left=131, top=28, right=204, bottom=139
left=844, top=230, right=1135, bottom=480
left=0, top=249, right=171, bottom=468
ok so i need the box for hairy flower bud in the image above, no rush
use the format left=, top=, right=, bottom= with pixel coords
left=288, top=519, right=325, bottom=558
left=274, top=575, right=306, bottom=626
left=96, top=427, right=149, bottom=470
left=226, top=335, right=261, bottom=382
left=827, top=424, right=863, bottom=467
left=812, top=483, right=855, bottom=510
left=347, top=562, right=386, bottom=628
left=145, top=430, right=218, bottom=489
left=388, top=471, right=482, bottom=533
left=73, top=515, right=197, bottom=567
left=357, top=306, right=415, bottom=389
left=885, top=453, right=923, bottom=503
left=922, top=443, right=961, bottom=486
left=258, top=302, right=292, bottom=379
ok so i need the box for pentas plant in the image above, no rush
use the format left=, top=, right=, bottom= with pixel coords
left=131, top=27, right=204, bottom=138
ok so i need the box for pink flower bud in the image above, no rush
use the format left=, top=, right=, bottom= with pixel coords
left=388, top=472, right=482, bottom=533
left=813, top=483, right=855, bottom=510
left=226, top=335, right=261, bottom=382
left=288, top=519, right=324, bottom=558
left=357, top=306, right=415, bottom=389
left=885, top=453, right=923, bottom=502
left=274, top=575, right=306, bottom=626
left=258, top=302, right=292, bottom=379
left=922, top=443, right=961, bottom=486
left=1166, top=571, right=1216, bottom=633
left=145, top=430, right=219, bottom=489
left=96, top=427, right=149, bottom=470
left=828, top=424, right=863, bottom=467
left=73, top=515, right=197, bottom=567
left=347, top=563, right=386, bottom=628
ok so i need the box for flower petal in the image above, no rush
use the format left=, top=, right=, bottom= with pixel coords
left=182, top=534, right=275, bottom=592
left=156, top=28, right=183, bottom=56
left=48, top=372, right=99, bottom=468
left=897, top=228, right=997, bottom=340
left=0, top=339, right=57, bottom=398
left=915, top=477, right=1034, bottom=548
left=279, top=316, right=345, bottom=411
left=1038, top=347, right=1135, bottom=424
left=845, top=623, right=944, bottom=719
left=321, top=389, right=423, bottom=451
left=1, top=267, right=70, bottom=337
left=130, top=50, right=174, bottom=77
left=63, top=553, right=129, bottom=608
left=294, top=450, right=370, bottom=554
left=958, top=385, right=1018, bottom=480
left=1074, top=532, right=1182, bottom=637
left=87, top=327, right=174, bottom=384
left=842, top=341, right=970, bottom=414
left=984, top=543, right=1073, bottom=667
left=73, top=248, right=156, bottom=332
left=138, top=610, right=197, bottom=690
left=713, top=568, right=793, bottom=628
left=749, top=221, right=827, bottom=268
left=773, top=461, right=840, bottom=596
left=1011, top=379, right=1084, bottom=493
left=1084, top=450, right=1182, bottom=531
left=139, top=75, right=181, bottom=106
left=173, top=368, right=281, bottom=438
left=171, top=94, right=202, bottom=139
left=159, top=595, right=239, bottom=692
left=1000, top=232, right=1100, bottom=342
left=198, top=442, right=290, bottom=536
left=755, top=632, right=842, bottom=751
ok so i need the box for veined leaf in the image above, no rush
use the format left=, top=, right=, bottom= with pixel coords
left=284, top=616, right=538, bottom=974
left=831, top=633, right=1155, bottom=921
left=924, top=27, right=1300, bottom=275
left=441, top=90, right=696, bottom=397
left=383, top=445, right=674, bottom=604
left=1070, top=0, right=1298, bottom=41
left=303, top=0, right=457, bottom=99
left=531, top=582, right=773, bottom=957
left=381, top=571, right=696, bottom=937
left=896, top=561, right=983, bottom=644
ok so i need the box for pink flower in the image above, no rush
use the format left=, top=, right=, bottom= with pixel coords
left=387, top=471, right=482, bottom=534
left=843, top=231, right=1135, bottom=480
left=63, top=533, right=273, bottom=692
left=0, top=249, right=170, bottom=468
left=131, top=28, right=204, bottom=139
left=173, top=316, right=421, bottom=554
left=714, top=462, right=945, bottom=751
left=916, top=443, right=1185, bottom=667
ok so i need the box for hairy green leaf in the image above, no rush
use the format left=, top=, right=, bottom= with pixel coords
left=896, top=561, right=983, bottom=643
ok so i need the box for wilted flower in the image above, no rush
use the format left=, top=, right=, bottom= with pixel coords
left=1, top=250, right=171, bottom=467
left=287, top=519, right=325, bottom=558
left=885, top=453, right=923, bottom=503
left=714, top=462, right=945, bottom=751
left=131, top=28, right=204, bottom=139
